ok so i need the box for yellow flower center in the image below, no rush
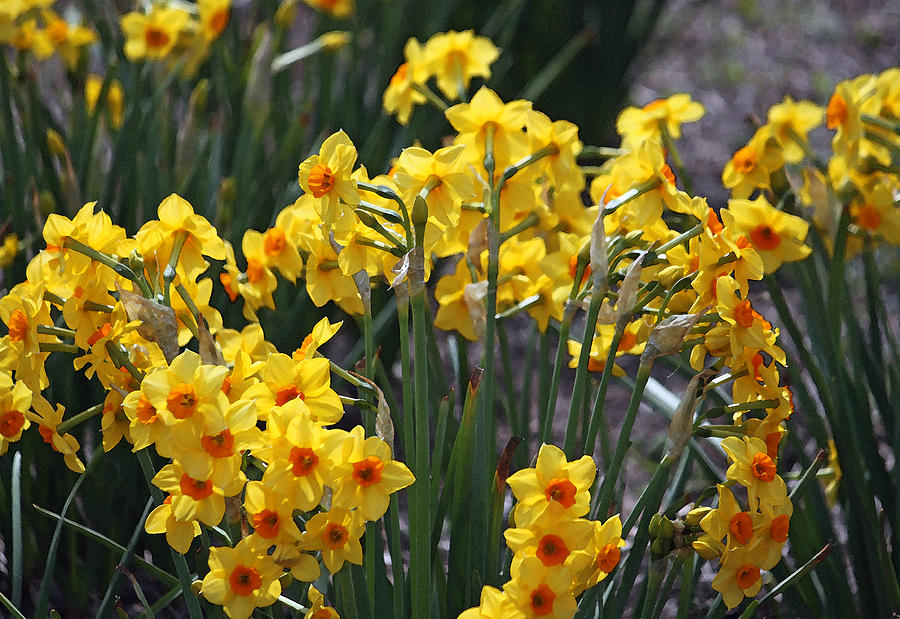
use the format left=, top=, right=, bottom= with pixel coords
left=264, top=227, right=287, bottom=256
left=202, top=429, right=235, bottom=458
left=275, top=385, right=305, bottom=407
left=246, top=258, right=265, bottom=284
left=307, top=163, right=335, bottom=198
left=855, top=204, right=881, bottom=231
left=0, top=411, right=25, bottom=438
left=253, top=509, right=280, bottom=538
left=47, top=20, right=69, bottom=45
left=545, top=478, right=577, bottom=508
left=390, top=63, right=410, bottom=86
left=136, top=394, right=158, bottom=425
left=289, top=446, right=319, bottom=476
left=733, top=299, right=756, bottom=329
left=208, top=10, right=229, bottom=37
left=179, top=473, right=213, bottom=500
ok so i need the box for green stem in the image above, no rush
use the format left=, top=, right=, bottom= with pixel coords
left=387, top=496, right=406, bottom=618
left=581, top=319, right=626, bottom=460
left=409, top=250, right=432, bottom=619
left=579, top=145, right=627, bottom=159
left=63, top=238, right=152, bottom=297
left=540, top=302, right=577, bottom=444
left=360, top=276, right=377, bottom=616
left=499, top=211, right=539, bottom=243
left=596, top=355, right=654, bottom=518
left=789, top=450, right=827, bottom=501
left=355, top=181, right=412, bottom=245
left=413, top=83, right=449, bottom=112
left=563, top=289, right=605, bottom=457
left=36, top=325, right=77, bottom=339
left=861, top=113, right=900, bottom=134
left=163, top=230, right=189, bottom=306
left=39, top=342, right=80, bottom=354
left=56, top=403, right=104, bottom=435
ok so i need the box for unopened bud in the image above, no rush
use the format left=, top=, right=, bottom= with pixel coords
left=275, top=0, right=298, bottom=27
left=692, top=534, right=724, bottom=560
left=658, top=516, right=676, bottom=540
left=684, top=507, right=712, bottom=528
left=649, top=513, right=662, bottom=538
left=46, top=129, right=66, bottom=158
left=411, top=195, right=429, bottom=228
left=656, top=265, right=684, bottom=288
left=39, top=190, right=56, bottom=216
left=321, top=31, right=351, bottom=51
left=189, top=78, right=210, bottom=115
left=128, top=250, right=145, bottom=275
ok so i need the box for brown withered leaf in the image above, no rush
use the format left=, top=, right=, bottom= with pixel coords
left=116, top=285, right=179, bottom=363
left=197, top=314, right=226, bottom=366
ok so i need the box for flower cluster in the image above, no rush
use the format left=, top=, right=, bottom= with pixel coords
left=383, top=30, right=500, bottom=124
left=723, top=68, right=900, bottom=252
left=0, top=2, right=96, bottom=70
left=0, top=194, right=413, bottom=618
left=460, top=444, right=624, bottom=617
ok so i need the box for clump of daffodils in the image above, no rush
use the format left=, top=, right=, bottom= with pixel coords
left=0, top=195, right=413, bottom=618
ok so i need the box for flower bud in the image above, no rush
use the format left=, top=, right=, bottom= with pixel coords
left=321, top=31, right=351, bottom=51
left=684, top=506, right=712, bottom=528
left=46, top=129, right=66, bottom=158
left=692, top=534, right=724, bottom=560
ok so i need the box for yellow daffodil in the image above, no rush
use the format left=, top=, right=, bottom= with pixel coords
left=120, top=5, right=191, bottom=62
left=394, top=143, right=476, bottom=229
left=726, top=196, right=811, bottom=273
left=383, top=38, right=427, bottom=125
left=201, top=536, right=282, bottom=619
left=458, top=585, right=523, bottom=619
left=721, top=436, right=787, bottom=509
left=506, top=443, right=595, bottom=525
left=331, top=426, right=415, bottom=520
left=616, top=93, right=705, bottom=147
left=569, top=514, right=626, bottom=593
left=303, top=507, right=364, bottom=574
left=298, top=130, right=360, bottom=229
left=145, top=494, right=201, bottom=554
left=504, top=555, right=577, bottom=618
left=423, top=30, right=499, bottom=101
left=85, top=74, right=125, bottom=130
left=0, top=371, right=32, bottom=456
